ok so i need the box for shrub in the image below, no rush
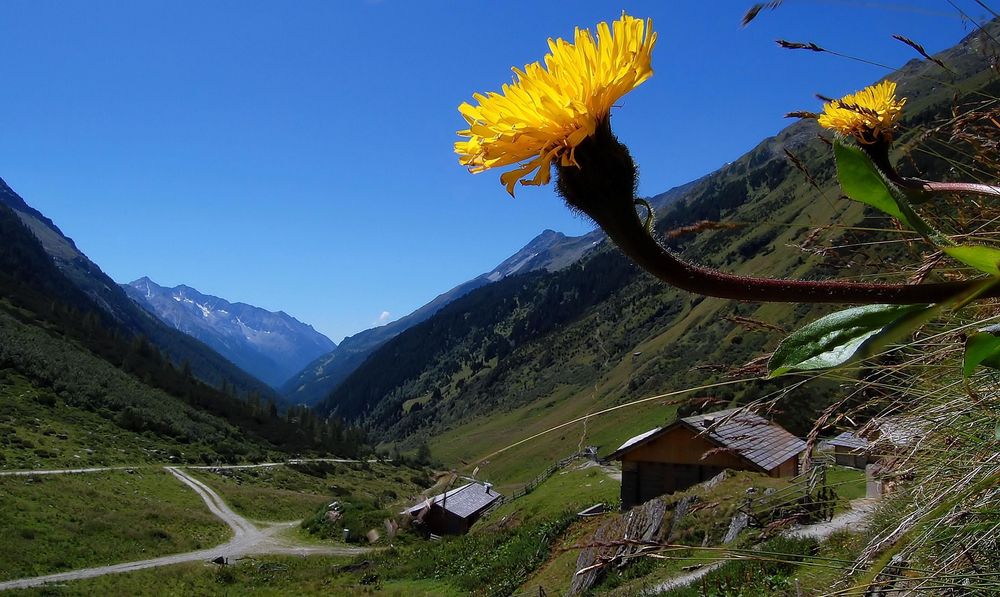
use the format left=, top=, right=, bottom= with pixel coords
left=371, top=512, right=576, bottom=595
left=409, top=474, right=434, bottom=489
left=301, top=497, right=392, bottom=544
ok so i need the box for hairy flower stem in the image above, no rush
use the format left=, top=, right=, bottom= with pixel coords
left=919, top=180, right=1000, bottom=196
left=588, top=199, right=993, bottom=304
left=558, top=122, right=998, bottom=305
left=863, top=142, right=1000, bottom=199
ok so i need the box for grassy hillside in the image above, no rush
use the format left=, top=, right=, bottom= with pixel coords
left=0, top=306, right=281, bottom=463
left=6, top=555, right=461, bottom=597
left=0, top=177, right=278, bottom=402
left=0, top=370, right=240, bottom=469
left=0, top=198, right=370, bottom=461
left=0, top=469, right=230, bottom=582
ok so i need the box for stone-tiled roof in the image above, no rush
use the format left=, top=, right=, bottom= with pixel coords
left=828, top=431, right=870, bottom=451
left=682, top=409, right=806, bottom=471
left=613, top=426, right=661, bottom=454
left=404, top=482, right=502, bottom=519
left=609, top=408, right=806, bottom=472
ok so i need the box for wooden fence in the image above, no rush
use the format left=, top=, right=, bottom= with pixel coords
left=742, top=461, right=835, bottom=526
left=480, top=449, right=589, bottom=517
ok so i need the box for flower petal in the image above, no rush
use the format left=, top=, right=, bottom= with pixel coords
left=455, top=14, right=656, bottom=196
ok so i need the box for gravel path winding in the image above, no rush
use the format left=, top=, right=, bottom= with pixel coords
left=0, top=466, right=133, bottom=477
left=784, top=498, right=878, bottom=540
left=0, top=466, right=369, bottom=591
left=0, top=458, right=370, bottom=477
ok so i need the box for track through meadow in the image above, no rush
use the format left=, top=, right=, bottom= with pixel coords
left=0, top=465, right=369, bottom=591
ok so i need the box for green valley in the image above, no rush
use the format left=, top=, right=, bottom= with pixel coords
left=0, top=11, right=997, bottom=597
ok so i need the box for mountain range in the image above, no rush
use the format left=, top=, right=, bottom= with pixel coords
left=123, top=278, right=336, bottom=389
left=0, top=177, right=277, bottom=401
left=0, top=190, right=363, bottom=463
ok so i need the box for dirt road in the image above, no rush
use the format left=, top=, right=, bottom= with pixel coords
left=784, top=498, right=878, bottom=540
left=0, top=466, right=368, bottom=591
left=0, top=466, right=133, bottom=477
left=0, top=458, right=369, bottom=477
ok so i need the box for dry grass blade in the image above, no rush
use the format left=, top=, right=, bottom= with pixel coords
left=725, top=354, right=771, bottom=379
left=948, top=105, right=1000, bottom=172
left=776, top=39, right=825, bottom=52
left=784, top=147, right=822, bottom=191
left=786, top=110, right=819, bottom=120
left=892, top=34, right=953, bottom=72
left=741, top=1, right=784, bottom=27
left=908, top=251, right=944, bottom=284
left=723, top=315, right=786, bottom=333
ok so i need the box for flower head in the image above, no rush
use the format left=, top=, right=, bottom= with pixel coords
left=818, top=81, right=906, bottom=144
left=455, top=14, right=656, bottom=196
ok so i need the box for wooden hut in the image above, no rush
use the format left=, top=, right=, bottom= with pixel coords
left=608, top=409, right=806, bottom=510
left=828, top=431, right=870, bottom=469
left=403, top=482, right=502, bottom=536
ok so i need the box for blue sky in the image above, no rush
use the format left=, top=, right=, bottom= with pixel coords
left=0, top=1, right=986, bottom=342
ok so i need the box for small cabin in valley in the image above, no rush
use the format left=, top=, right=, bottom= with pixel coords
left=827, top=431, right=871, bottom=469
left=403, top=482, right=502, bottom=536
left=608, top=409, right=807, bottom=510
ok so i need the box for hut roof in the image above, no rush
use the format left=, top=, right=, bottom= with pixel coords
left=403, top=482, right=502, bottom=519
left=608, top=408, right=806, bottom=472
left=828, top=431, right=870, bottom=450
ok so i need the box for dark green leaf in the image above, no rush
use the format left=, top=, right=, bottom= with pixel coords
left=834, top=141, right=908, bottom=223
left=962, top=324, right=1000, bottom=377
left=768, top=303, right=932, bottom=377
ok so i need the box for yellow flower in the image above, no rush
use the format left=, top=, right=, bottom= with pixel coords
left=455, top=14, right=656, bottom=196
left=818, top=81, right=906, bottom=143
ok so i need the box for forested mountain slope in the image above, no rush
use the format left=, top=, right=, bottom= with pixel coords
left=0, top=201, right=364, bottom=462
left=0, top=178, right=277, bottom=400
left=317, top=21, right=999, bottom=481
left=283, top=179, right=695, bottom=407
left=282, top=228, right=609, bottom=407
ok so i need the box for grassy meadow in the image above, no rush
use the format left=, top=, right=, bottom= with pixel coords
left=185, top=461, right=432, bottom=523
left=7, top=555, right=462, bottom=597
left=0, top=469, right=229, bottom=582
left=484, top=463, right=620, bottom=524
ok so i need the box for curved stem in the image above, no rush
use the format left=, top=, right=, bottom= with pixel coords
left=908, top=180, right=1000, bottom=197
left=587, top=197, right=997, bottom=305
left=557, top=120, right=997, bottom=305
left=864, top=145, right=1000, bottom=199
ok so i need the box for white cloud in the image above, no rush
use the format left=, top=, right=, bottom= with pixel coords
left=376, top=311, right=391, bottom=325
